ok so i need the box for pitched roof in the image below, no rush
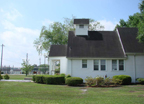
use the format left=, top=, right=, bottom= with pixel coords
left=49, top=45, right=67, bottom=56
left=118, top=28, right=144, bottom=53
left=74, top=19, right=89, bottom=24
left=67, top=31, right=125, bottom=58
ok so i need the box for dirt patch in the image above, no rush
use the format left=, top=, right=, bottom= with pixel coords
left=138, top=95, right=144, bottom=97
left=80, top=88, right=87, bottom=94
left=129, top=91, right=135, bottom=92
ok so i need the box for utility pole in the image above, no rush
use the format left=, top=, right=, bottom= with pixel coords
left=44, top=55, right=46, bottom=65
left=39, top=58, right=41, bottom=65
left=0, top=44, right=4, bottom=74
left=26, top=53, right=28, bottom=65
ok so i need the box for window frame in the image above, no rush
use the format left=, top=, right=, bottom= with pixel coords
left=93, top=60, right=106, bottom=71
left=79, top=24, right=84, bottom=28
left=82, top=60, right=87, bottom=68
left=100, top=60, right=106, bottom=71
left=94, top=60, right=99, bottom=71
left=111, top=60, right=124, bottom=71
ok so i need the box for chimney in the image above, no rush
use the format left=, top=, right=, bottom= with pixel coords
left=74, top=19, right=89, bottom=36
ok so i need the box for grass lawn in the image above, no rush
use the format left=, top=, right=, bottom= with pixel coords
left=8, top=75, right=33, bottom=80
left=0, top=82, right=144, bottom=104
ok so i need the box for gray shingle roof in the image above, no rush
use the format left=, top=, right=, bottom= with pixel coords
left=74, top=19, right=89, bottom=24
left=67, top=31, right=125, bottom=58
left=118, top=28, right=144, bottom=53
left=49, top=45, right=67, bottom=56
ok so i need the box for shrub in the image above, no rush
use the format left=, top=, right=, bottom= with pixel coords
left=60, top=73, right=65, bottom=77
left=65, top=74, right=71, bottom=78
left=104, top=77, right=111, bottom=86
left=65, top=77, right=83, bottom=86
left=85, top=76, right=96, bottom=86
left=43, top=75, right=65, bottom=84
left=1, top=72, right=4, bottom=74
left=137, top=78, right=144, bottom=84
left=32, top=75, right=36, bottom=82
left=0, top=74, right=3, bottom=79
left=35, top=76, right=43, bottom=83
left=112, top=77, right=122, bottom=85
left=113, top=75, right=131, bottom=85
left=4, top=74, right=10, bottom=79
left=34, top=75, right=65, bottom=84
left=96, top=77, right=104, bottom=86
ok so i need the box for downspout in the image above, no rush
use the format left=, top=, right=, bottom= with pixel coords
left=134, top=54, right=136, bottom=83
left=70, top=59, right=72, bottom=76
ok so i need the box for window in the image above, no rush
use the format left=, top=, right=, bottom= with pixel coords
left=100, top=60, right=106, bottom=71
left=112, top=60, right=124, bottom=71
left=94, top=60, right=99, bottom=70
left=112, top=60, right=117, bottom=71
left=119, top=60, right=124, bottom=71
left=79, top=25, right=84, bottom=28
left=82, top=60, right=87, bottom=68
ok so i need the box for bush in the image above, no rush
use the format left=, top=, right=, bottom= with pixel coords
left=43, top=75, right=65, bottom=84
left=0, top=74, right=3, bottom=79
left=65, top=77, right=83, bottom=86
left=35, top=76, right=43, bottom=83
left=4, top=74, right=10, bottom=79
left=1, top=72, right=4, bottom=74
left=65, top=74, right=71, bottom=78
left=113, top=75, right=131, bottom=85
left=104, top=77, right=111, bottom=86
left=85, top=76, right=104, bottom=86
left=137, top=78, right=144, bottom=84
left=85, top=76, right=96, bottom=86
left=34, top=75, right=65, bottom=84
left=32, top=75, right=36, bottom=82
left=96, top=77, right=104, bottom=86
left=60, top=73, right=65, bottom=77
left=112, top=77, right=122, bottom=85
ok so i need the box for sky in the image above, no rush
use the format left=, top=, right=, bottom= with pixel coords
left=0, top=0, right=141, bottom=67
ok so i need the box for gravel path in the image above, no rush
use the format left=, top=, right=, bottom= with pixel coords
left=0, top=79, right=33, bottom=82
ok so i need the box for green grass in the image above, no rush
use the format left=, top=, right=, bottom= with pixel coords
left=0, top=82, right=144, bottom=104
left=8, top=75, right=33, bottom=80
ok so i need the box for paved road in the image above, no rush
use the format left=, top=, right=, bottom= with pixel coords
left=0, top=79, right=33, bottom=82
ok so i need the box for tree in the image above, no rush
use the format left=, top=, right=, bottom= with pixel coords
left=137, top=13, right=144, bottom=43
left=32, top=64, right=38, bottom=70
left=34, top=17, right=104, bottom=54
left=139, top=0, right=144, bottom=13
left=21, top=60, right=34, bottom=76
left=114, top=0, right=144, bottom=43
left=38, top=64, right=49, bottom=74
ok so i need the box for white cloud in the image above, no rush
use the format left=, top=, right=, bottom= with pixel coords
left=0, top=8, right=41, bottom=67
left=98, top=20, right=118, bottom=31
left=2, top=20, right=15, bottom=29
left=42, top=19, right=53, bottom=26
left=4, top=8, right=22, bottom=21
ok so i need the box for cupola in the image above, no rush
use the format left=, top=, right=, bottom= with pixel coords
left=74, top=19, right=89, bottom=36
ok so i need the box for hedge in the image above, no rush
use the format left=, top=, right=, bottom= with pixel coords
left=137, top=78, right=144, bottom=84
left=4, top=74, right=10, bottom=79
left=0, top=74, right=3, bottom=80
left=33, top=75, right=65, bottom=84
left=35, top=75, right=43, bottom=83
left=113, top=75, right=131, bottom=85
left=43, top=75, right=65, bottom=84
left=65, top=74, right=71, bottom=78
left=65, top=77, right=83, bottom=86
left=32, top=75, right=36, bottom=82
